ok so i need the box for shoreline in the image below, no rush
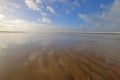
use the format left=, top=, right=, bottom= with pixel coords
left=0, top=31, right=120, bottom=35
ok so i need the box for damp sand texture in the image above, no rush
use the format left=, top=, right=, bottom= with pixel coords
left=0, top=33, right=120, bottom=80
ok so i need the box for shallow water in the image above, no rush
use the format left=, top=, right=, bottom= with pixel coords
left=0, top=33, right=120, bottom=80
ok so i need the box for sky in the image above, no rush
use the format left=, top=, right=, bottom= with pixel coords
left=0, top=0, right=120, bottom=32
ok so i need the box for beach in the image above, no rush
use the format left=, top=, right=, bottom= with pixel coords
left=0, top=33, right=120, bottom=80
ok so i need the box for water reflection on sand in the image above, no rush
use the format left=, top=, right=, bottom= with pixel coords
left=0, top=33, right=120, bottom=80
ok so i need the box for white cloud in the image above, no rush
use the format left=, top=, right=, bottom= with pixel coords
left=25, top=0, right=40, bottom=11
left=100, top=4, right=109, bottom=9
left=47, top=6, right=55, bottom=13
left=0, top=13, right=39, bottom=31
left=0, top=0, right=75, bottom=32
left=70, top=0, right=80, bottom=8
left=0, top=12, right=60, bottom=32
left=41, top=12, right=47, bottom=16
left=39, top=17, right=51, bottom=23
left=0, top=13, right=75, bottom=32
left=0, top=14, right=6, bottom=20
left=79, top=0, right=120, bottom=32
left=0, top=0, right=20, bottom=12
left=68, top=0, right=80, bottom=11
left=36, top=0, right=42, bottom=4
left=78, top=13, right=91, bottom=23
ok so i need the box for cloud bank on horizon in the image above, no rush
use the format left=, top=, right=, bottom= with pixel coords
left=0, top=0, right=120, bottom=32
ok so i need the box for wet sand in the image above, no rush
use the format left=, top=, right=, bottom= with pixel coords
left=0, top=33, right=120, bottom=80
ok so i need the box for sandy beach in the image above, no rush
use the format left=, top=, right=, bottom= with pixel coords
left=0, top=33, right=120, bottom=80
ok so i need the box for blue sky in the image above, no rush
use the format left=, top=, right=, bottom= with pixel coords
left=0, top=0, right=120, bottom=32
